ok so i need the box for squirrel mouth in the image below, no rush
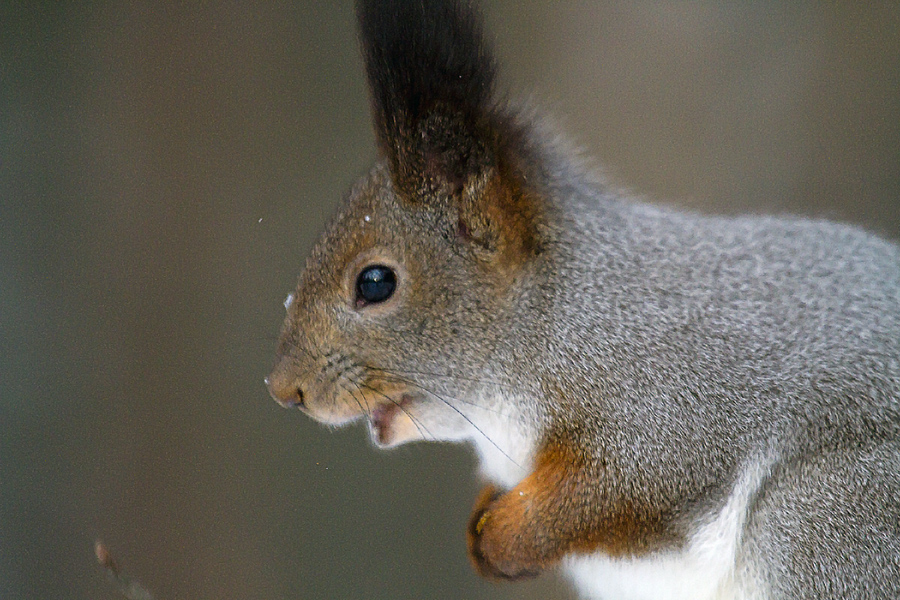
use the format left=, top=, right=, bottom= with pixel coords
left=369, top=394, right=413, bottom=445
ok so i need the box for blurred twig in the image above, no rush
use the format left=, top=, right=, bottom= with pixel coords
left=95, top=541, right=158, bottom=600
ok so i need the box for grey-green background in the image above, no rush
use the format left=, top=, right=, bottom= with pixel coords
left=2, top=2, right=898, bottom=599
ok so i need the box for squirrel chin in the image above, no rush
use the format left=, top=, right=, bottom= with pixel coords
left=368, top=394, right=416, bottom=447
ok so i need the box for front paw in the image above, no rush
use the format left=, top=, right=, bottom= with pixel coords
left=466, top=485, right=541, bottom=580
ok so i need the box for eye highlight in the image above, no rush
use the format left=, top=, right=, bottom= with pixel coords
left=355, top=265, right=397, bottom=306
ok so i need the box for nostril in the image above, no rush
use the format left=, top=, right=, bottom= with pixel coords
left=266, top=372, right=307, bottom=410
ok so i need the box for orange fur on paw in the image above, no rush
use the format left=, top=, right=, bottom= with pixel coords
left=466, top=448, right=573, bottom=580
left=467, top=485, right=515, bottom=579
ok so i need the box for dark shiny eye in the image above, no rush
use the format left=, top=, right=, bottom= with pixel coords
left=356, top=265, right=397, bottom=305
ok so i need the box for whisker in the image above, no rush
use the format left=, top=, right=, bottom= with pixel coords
left=354, top=380, right=436, bottom=442
left=365, top=370, right=520, bottom=469
left=430, top=389, right=522, bottom=469
left=283, top=349, right=520, bottom=468
left=349, top=367, right=373, bottom=415
left=364, top=366, right=517, bottom=390
left=340, top=380, right=372, bottom=422
left=368, top=371, right=511, bottom=417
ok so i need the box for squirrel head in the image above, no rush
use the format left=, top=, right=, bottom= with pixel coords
left=268, top=0, right=546, bottom=448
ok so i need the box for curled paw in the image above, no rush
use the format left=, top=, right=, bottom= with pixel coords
left=466, top=485, right=540, bottom=581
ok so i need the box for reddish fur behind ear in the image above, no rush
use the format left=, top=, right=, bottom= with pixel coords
left=458, top=168, right=544, bottom=272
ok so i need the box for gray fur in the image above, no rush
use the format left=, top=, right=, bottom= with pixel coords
left=269, top=1, right=900, bottom=596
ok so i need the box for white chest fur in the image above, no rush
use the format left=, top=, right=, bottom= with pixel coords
left=562, top=462, right=768, bottom=600
left=467, top=391, right=770, bottom=600
left=470, top=414, right=535, bottom=488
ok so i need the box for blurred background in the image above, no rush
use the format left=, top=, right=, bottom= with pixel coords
left=1, top=2, right=897, bottom=598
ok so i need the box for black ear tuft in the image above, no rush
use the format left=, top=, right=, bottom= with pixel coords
left=357, top=0, right=500, bottom=201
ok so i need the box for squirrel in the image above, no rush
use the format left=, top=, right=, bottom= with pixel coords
left=267, top=0, right=900, bottom=598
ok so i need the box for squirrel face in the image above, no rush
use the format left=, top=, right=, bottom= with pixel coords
left=268, top=161, right=528, bottom=448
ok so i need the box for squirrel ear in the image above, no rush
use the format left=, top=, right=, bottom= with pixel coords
left=357, top=0, right=499, bottom=201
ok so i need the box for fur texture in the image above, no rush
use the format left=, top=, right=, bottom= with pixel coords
left=268, top=1, right=900, bottom=598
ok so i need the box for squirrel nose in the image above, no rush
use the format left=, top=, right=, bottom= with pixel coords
left=265, top=369, right=306, bottom=409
